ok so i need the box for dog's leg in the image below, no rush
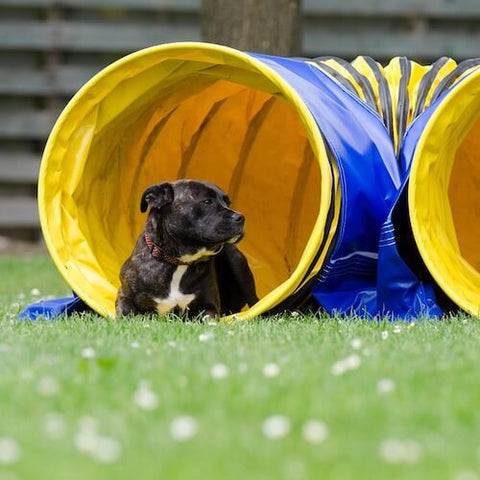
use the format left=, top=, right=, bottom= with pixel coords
left=203, top=305, right=220, bottom=319
left=187, top=301, right=219, bottom=318
left=224, top=244, right=258, bottom=306
left=115, top=289, right=140, bottom=316
left=215, top=244, right=259, bottom=314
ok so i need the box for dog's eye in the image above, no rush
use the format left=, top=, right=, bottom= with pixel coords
left=202, top=199, right=213, bottom=205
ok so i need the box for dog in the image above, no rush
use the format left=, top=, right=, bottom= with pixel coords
left=116, top=180, right=258, bottom=318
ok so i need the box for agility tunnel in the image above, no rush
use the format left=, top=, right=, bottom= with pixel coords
left=383, top=58, right=480, bottom=318
left=22, top=42, right=480, bottom=319
left=313, top=55, right=480, bottom=317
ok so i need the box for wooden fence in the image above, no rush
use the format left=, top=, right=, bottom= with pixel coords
left=1, top=0, right=479, bottom=240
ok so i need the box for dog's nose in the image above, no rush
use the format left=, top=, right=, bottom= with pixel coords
left=230, top=212, right=244, bottom=224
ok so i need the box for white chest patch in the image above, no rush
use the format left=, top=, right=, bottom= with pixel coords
left=154, top=266, right=195, bottom=314
left=178, top=247, right=219, bottom=263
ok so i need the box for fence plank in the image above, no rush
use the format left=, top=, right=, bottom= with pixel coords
left=0, top=111, right=59, bottom=140
left=0, top=66, right=100, bottom=95
left=303, top=25, right=480, bottom=59
left=0, top=154, right=40, bottom=183
left=1, top=20, right=479, bottom=60
left=0, top=0, right=199, bottom=9
left=0, top=0, right=480, bottom=19
left=303, top=0, right=480, bottom=18
left=0, top=197, right=39, bottom=228
left=0, top=21, right=200, bottom=52
left=2, top=0, right=480, bottom=19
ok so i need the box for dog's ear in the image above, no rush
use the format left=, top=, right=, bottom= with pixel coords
left=140, top=183, right=174, bottom=213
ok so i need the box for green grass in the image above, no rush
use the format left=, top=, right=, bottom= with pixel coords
left=1, top=255, right=480, bottom=480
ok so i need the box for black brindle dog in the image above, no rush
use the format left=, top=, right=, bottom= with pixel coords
left=116, top=180, right=258, bottom=317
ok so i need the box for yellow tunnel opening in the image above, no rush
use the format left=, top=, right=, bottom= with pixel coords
left=409, top=69, right=480, bottom=316
left=38, top=43, right=332, bottom=318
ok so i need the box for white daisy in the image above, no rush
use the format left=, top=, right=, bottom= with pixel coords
left=350, top=338, right=363, bottom=350
left=302, top=420, right=329, bottom=444
left=377, top=378, right=396, bottom=395
left=0, top=437, right=21, bottom=465
left=90, top=436, right=122, bottom=464
left=344, top=354, right=361, bottom=369
left=261, top=415, right=291, bottom=439
left=199, top=331, right=215, bottom=342
left=210, top=363, right=229, bottom=379
left=74, top=418, right=122, bottom=463
left=331, top=360, right=347, bottom=376
left=169, top=415, right=199, bottom=442
left=262, top=363, right=280, bottom=378
left=380, top=438, right=421, bottom=464
left=331, top=354, right=361, bottom=376
left=74, top=426, right=98, bottom=454
left=81, top=347, right=95, bottom=359
left=37, top=376, right=60, bottom=396
left=133, top=382, right=159, bottom=410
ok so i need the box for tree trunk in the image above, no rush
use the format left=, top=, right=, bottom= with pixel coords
left=202, top=0, right=302, bottom=57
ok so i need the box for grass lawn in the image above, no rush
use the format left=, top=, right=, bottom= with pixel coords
left=1, top=255, right=480, bottom=480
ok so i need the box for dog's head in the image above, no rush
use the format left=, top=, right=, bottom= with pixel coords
left=140, top=180, right=245, bottom=248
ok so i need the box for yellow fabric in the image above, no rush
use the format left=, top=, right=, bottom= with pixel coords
left=350, top=56, right=385, bottom=118
left=314, top=56, right=463, bottom=154
left=403, top=61, right=430, bottom=124
left=409, top=68, right=480, bottom=316
left=308, top=59, right=366, bottom=100
left=38, top=42, right=334, bottom=319
left=411, top=59, right=456, bottom=114
left=382, top=58, right=402, bottom=154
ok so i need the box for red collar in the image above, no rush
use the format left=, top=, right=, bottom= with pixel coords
left=144, top=232, right=194, bottom=266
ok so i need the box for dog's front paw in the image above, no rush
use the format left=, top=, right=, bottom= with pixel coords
left=197, top=304, right=220, bottom=323
left=201, top=312, right=218, bottom=323
left=115, top=291, right=139, bottom=317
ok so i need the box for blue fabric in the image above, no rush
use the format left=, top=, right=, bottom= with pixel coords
left=251, top=54, right=402, bottom=316
left=376, top=210, right=443, bottom=319
left=373, top=93, right=448, bottom=318
left=20, top=294, right=88, bottom=320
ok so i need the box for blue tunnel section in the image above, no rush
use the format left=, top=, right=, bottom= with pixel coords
left=249, top=54, right=402, bottom=317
